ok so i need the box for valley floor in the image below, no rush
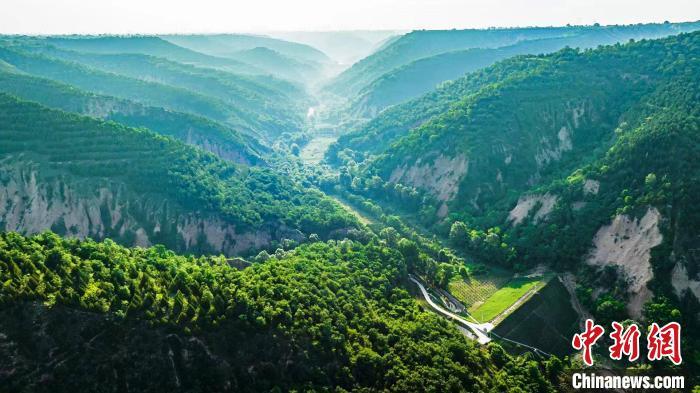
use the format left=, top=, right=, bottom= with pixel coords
left=297, top=128, right=572, bottom=355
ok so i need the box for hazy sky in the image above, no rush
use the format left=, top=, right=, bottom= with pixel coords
left=2, top=0, right=700, bottom=34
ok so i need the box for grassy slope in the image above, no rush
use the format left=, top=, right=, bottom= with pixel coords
left=448, top=265, right=512, bottom=308
left=469, top=276, right=547, bottom=323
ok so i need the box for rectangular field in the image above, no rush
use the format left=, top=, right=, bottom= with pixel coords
left=468, top=276, right=547, bottom=322
left=447, top=265, right=512, bottom=309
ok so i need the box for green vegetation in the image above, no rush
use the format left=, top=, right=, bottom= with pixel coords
left=325, top=26, right=572, bottom=97
left=0, top=94, right=357, bottom=254
left=327, top=31, right=700, bottom=374
left=0, top=45, right=244, bottom=126
left=0, top=70, right=266, bottom=164
left=46, top=35, right=263, bottom=74
left=448, top=267, right=514, bottom=309
left=325, top=21, right=700, bottom=100
left=163, top=33, right=331, bottom=65
left=227, top=46, right=323, bottom=83
left=0, top=39, right=309, bottom=139
left=494, top=279, right=580, bottom=356
left=469, top=276, right=547, bottom=323
left=347, top=21, right=700, bottom=119
left=0, top=231, right=557, bottom=392
left=1, top=26, right=699, bottom=389
left=331, top=31, right=700, bottom=252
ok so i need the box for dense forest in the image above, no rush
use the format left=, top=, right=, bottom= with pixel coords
left=0, top=232, right=559, bottom=392
left=343, top=21, right=700, bottom=120
left=0, top=21, right=698, bottom=392
left=326, top=30, right=700, bottom=377
left=0, top=95, right=358, bottom=255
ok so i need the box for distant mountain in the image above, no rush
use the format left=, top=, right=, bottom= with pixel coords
left=45, top=35, right=263, bottom=74
left=324, top=26, right=576, bottom=97
left=228, top=46, right=323, bottom=83
left=26, top=42, right=308, bottom=130
left=347, top=21, right=700, bottom=119
left=0, top=70, right=267, bottom=165
left=0, top=59, right=17, bottom=72
left=162, top=34, right=331, bottom=65
left=266, top=30, right=402, bottom=65
left=0, top=42, right=308, bottom=139
left=0, top=94, right=357, bottom=255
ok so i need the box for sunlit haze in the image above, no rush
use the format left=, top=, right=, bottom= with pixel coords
left=2, top=0, right=700, bottom=34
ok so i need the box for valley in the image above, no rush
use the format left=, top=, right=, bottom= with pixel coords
left=0, top=20, right=699, bottom=392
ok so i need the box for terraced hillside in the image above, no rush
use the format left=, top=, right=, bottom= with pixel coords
left=45, top=35, right=264, bottom=74
left=0, top=39, right=309, bottom=140
left=0, top=70, right=267, bottom=164
left=0, top=95, right=357, bottom=255
left=324, top=26, right=574, bottom=97
left=346, top=21, right=700, bottom=119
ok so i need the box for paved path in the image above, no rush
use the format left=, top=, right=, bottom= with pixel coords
left=409, top=275, right=493, bottom=344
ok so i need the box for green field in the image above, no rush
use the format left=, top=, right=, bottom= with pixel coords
left=468, top=276, right=547, bottom=322
left=493, top=278, right=579, bottom=356
left=447, top=264, right=512, bottom=308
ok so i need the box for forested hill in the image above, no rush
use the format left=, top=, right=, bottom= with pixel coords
left=331, top=32, right=700, bottom=201
left=0, top=94, right=357, bottom=256
left=45, top=35, right=264, bottom=75
left=326, top=31, right=700, bottom=349
left=0, top=232, right=557, bottom=392
left=325, top=21, right=700, bottom=125
left=0, top=38, right=309, bottom=140
left=324, top=26, right=573, bottom=97
left=0, top=70, right=267, bottom=165
left=347, top=21, right=700, bottom=119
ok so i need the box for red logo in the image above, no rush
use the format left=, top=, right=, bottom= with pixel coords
left=572, top=319, right=605, bottom=366
left=647, top=322, right=682, bottom=365
left=609, top=322, right=640, bottom=362
left=572, top=320, right=682, bottom=366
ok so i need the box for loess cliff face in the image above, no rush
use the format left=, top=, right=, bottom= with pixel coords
left=586, top=208, right=663, bottom=318
left=380, top=97, right=604, bottom=218
left=0, top=164, right=273, bottom=256
left=388, top=153, right=468, bottom=203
